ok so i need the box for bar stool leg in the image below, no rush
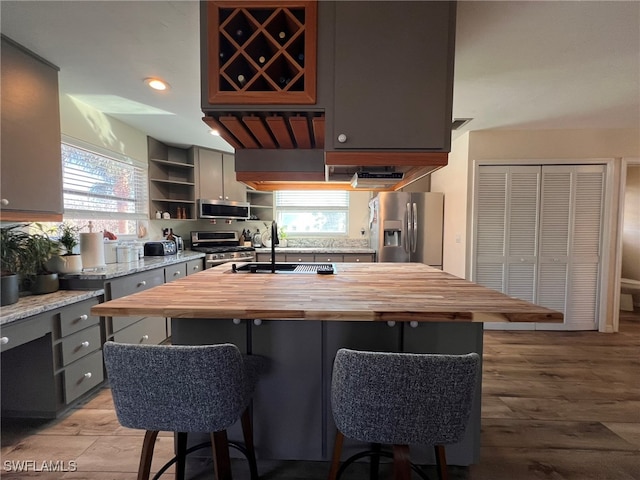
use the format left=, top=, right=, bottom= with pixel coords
left=240, top=407, right=259, bottom=480
left=369, top=443, right=381, bottom=480
left=434, top=445, right=449, bottom=480
left=175, top=432, right=188, bottom=480
left=392, top=445, right=411, bottom=480
left=211, top=430, right=232, bottom=480
left=328, top=431, right=345, bottom=480
left=138, top=430, right=159, bottom=480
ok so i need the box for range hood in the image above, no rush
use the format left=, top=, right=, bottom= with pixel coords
left=350, top=171, right=404, bottom=189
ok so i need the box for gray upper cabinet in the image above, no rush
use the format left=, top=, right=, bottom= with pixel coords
left=328, top=1, right=456, bottom=152
left=194, top=147, right=246, bottom=203
left=0, top=36, right=63, bottom=221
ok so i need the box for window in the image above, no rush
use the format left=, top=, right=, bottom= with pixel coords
left=275, top=190, right=349, bottom=235
left=61, top=137, right=148, bottom=235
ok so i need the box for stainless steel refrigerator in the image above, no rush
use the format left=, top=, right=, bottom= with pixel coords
left=369, top=192, right=444, bottom=267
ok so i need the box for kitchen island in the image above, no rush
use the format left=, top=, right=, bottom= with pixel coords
left=91, top=263, right=561, bottom=466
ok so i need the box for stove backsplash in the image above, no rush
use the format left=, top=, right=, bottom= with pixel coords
left=283, top=237, right=369, bottom=249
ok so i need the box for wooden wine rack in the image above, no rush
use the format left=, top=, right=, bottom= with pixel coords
left=206, top=1, right=317, bottom=104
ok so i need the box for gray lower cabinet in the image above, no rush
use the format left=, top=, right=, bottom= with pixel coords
left=252, top=320, right=323, bottom=460
left=255, top=252, right=374, bottom=263
left=169, top=318, right=482, bottom=465
left=105, top=269, right=166, bottom=344
left=1, top=296, right=103, bottom=418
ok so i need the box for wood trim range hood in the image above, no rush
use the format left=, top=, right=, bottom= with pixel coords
left=204, top=111, right=448, bottom=191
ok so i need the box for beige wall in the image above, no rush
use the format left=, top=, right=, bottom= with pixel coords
left=467, top=129, right=639, bottom=160
left=622, top=165, right=640, bottom=280
left=59, top=94, right=148, bottom=164
left=430, top=132, right=470, bottom=278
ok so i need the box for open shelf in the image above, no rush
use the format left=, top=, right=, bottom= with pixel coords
left=206, top=1, right=317, bottom=104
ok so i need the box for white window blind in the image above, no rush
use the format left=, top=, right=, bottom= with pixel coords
left=275, top=190, right=349, bottom=235
left=62, top=141, right=148, bottom=221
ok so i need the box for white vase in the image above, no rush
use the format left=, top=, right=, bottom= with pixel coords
left=48, top=254, right=83, bottom=273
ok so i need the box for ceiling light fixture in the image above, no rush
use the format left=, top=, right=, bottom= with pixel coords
left=144, top=77, right=170, bottom=91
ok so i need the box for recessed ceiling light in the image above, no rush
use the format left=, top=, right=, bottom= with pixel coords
left=210, top=129, right=220, bottom=136
left=144, top=78, right=170, bottom=91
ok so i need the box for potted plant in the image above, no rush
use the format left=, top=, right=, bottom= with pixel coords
left=0, top=224, right=28, bottom=305
left=21, top=223, right=60, bottom=295
left=49, top=222, right=83, bottom=273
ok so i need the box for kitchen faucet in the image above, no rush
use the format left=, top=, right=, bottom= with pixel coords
left=271, top=221, right=279, bottom=273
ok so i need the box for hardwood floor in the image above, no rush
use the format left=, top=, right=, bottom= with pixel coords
left=2, top=312, right=639, bottom=479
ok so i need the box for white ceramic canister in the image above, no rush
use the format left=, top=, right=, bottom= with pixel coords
left=80, top=232, right=106, bottom=269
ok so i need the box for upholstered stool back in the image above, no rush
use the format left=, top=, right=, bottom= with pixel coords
left=103, top=341, right=262, bottom=480
left=329, top=349, right=480, bottom=480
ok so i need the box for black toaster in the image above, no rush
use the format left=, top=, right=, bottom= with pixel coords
left=144, top=240, right=177, bottom=256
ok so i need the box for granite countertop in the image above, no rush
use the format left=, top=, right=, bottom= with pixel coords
left=0, top=289, right=104, bottom=326
left=59, top=251, right=206, bottom=280
left=254, top=247, right=375, bottom=254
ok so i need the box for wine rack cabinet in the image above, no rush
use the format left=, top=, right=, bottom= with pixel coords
left=205, top=1, right=317, bottom=104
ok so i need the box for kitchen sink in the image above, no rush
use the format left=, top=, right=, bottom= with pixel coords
left=231, top=262, right=336, bottom=274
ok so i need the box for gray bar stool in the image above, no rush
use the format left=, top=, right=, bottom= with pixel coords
left=328, top=349, right=480, bottom=480
left=103, top=341, right=264, bottom=480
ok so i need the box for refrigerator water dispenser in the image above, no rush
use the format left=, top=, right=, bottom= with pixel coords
left=384, top=229, right=401, bottom=247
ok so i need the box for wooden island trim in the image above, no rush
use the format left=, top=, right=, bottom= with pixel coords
left=91, top=263, right=562, bottom=323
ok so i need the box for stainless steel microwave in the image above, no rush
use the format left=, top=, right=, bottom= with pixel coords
left=198, top=199, right=250, bottom=220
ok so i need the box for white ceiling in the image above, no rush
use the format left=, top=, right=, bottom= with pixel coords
left=1, top=1, right=638, bottom=153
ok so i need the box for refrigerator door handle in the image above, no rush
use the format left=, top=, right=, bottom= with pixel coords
left=412, top=202, right=418, bottom=253
left=405, top=202, right=411, bottom=253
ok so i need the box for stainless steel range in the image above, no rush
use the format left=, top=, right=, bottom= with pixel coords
left=190, top=231, right=255, bottom=269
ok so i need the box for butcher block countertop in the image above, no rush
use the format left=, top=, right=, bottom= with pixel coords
left=91, top=263, right=562, bottom=323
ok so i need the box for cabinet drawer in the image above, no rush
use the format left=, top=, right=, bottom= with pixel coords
left=165, top=263, right=187, bottom=282
left=314, top=254, right=343, bottom=263
left=111, top=315, right=144, bottom=334
left=112, top=316, right=166, bottom=345
left=186, top=259, right=204, bottom=275
left=108, top=269, right=165, bottom=299
left=260, top=254, right=287, bottom=263
left=342, top=254, right=374, bottom=263
left=60, top=325, right=101, bottom=367
left=1, top=312, right=53, bottom=353
left=286, top=254, right=315, bottom=263
left=64, top=349, right=104, bottom=403
left=59, top=297, right=101, bottom=337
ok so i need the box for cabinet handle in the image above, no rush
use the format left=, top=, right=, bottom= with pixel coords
left=253, top=319, right=262, bottom=326
left=410, top=321, right=419, bottom=328
left=387, top=321, right=396, bottom=327
left=337, top=133, right=347, bottom=143
left=232, top=318, right=242, bottom=325
left=298, top=258, right=302, bottom=262
left=520, top=258, right=525, bottom=262
left=174, top=271, right=181, bottom=276
left=192, top=265, right=200, bottom=271
left=219, top=195, right=223, bottom=200
left=79, top=314, right=88, bottom=321
left=225, top=196, right=229, bottom=200
left=138, top=280, right=146, bottom=287
left=1, top=337, right=8, bottom=345
left=355, top=258, right=360, bottom=262
left=81, top=341, right=90, bottom=348
left=1, top=199, right=8, bottom=206
left=84, top=372, right=92, bottom=379
left=141, top=334, right=149, bottom=341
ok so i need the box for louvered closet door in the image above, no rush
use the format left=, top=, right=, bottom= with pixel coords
left=538, top=165, right=604, bottom=330
left=474, top=166, right=540, bottom=301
